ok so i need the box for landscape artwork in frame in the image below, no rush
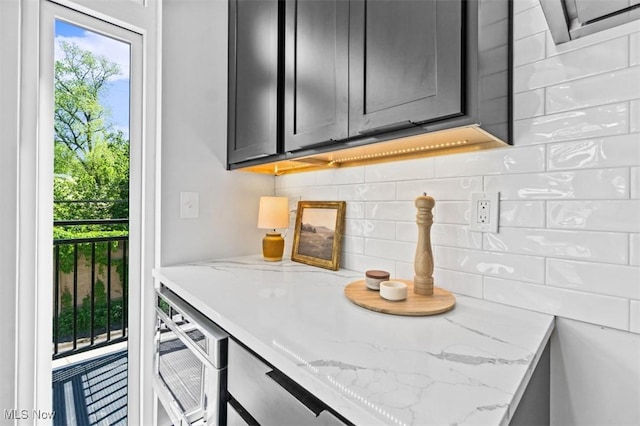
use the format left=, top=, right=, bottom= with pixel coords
left=292, top=201, right=346, bottom=271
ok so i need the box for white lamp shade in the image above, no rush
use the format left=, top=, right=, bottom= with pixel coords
left=258, top=196, right=289, bottom=229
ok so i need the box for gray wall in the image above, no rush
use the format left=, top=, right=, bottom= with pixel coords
left=161, top=0, right=273, bottom=265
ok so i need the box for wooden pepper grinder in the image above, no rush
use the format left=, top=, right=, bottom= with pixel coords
left=414, top=193, right=435, bottom=296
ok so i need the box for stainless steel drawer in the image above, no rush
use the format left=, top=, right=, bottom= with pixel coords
left=228, top=340, right=345, bottom=426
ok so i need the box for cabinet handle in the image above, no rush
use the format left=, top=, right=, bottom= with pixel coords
left=357, top=120, right=417, bottom=136
left=265, top=370, right=326, bottom=417
left=228, top=393, right=261, bottom=426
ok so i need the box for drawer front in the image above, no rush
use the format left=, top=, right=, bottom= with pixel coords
left=228, top=340, right=344, bottom=426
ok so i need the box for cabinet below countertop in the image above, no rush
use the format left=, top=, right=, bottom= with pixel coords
left=153, top=256, right=554, bottom=425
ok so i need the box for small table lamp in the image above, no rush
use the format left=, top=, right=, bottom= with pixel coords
left=257, top=196, right=289, bottom=261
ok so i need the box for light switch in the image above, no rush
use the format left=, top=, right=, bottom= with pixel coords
left=180, top=192, right=199, bottom=219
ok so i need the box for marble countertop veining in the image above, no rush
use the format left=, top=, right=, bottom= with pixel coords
left=153, top=255, right=554, bottom=426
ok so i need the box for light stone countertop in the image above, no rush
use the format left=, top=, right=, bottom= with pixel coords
left=153, top=255, right=554, bottom=426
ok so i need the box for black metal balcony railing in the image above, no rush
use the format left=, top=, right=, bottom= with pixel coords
left=53, top=218, right=129, bottom=360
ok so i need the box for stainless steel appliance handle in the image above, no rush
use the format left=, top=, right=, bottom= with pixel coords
left=156, top=307, right=221, bottom=370
left=157, top=285, right=228, bottom=368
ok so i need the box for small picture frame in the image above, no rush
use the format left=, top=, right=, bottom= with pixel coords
left=291, top=201, right=346, bottom=271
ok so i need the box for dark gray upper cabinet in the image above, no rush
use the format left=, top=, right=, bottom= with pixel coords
left=228, top=0, right=282, bottom=165
left=227, top=0, right=512, bottom=170
left=348, top=0, right=463, bottom=137
left=284, top=0, right=349, bottom=152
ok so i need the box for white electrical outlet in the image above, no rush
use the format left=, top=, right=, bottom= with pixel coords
left=469, top=192, right=499, bottom=233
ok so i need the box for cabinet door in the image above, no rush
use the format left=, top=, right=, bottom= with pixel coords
left=284, top=0, right=349, bottom=152
left=349, top=0, right=463, bottom=137
left=228, top=340, right=345, bottom=425
left=228, top=0, right=281, bottom=165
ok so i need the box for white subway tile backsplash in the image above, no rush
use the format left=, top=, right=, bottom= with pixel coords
left=513, top=5, right=548, bottom=41
left=513, top=0, right=540, bottom=15
left=514, top=89, right=545, bottom=120
left=514, top=38, right=628, bottom=93
left=275, top=167, right=364, bottom=189
left=631, top=33, right=639, bottom=67
left=344, top=219, right=365, bottom=237
left=364, top=157, right=434, bottom=182
left=632, top=167, right=640, bottom=199
left=272, top=17, right=640, bottom=332
left=547, top=134, right=640, bottom=170
left=341, top=254, right=396, bottom=277
left=342, top=235, right=364, bottom=255
left=434, top=268, right=484, bottom=298
left=484, top=228, right=629, bottom=264
left=337, top=182, right=396, bottom=201
left=276, top=172, right=317, bottom=189
left=395, top=222, right=417, bottom=243
left=298, top=185, right=338, bottom=201
left=631, top=301, right=640, bottom=334
left=485, top=168, right=629, bottom=200
left=396, top=177, right=482, bottom=201
left=546, top=67, right=640, bottom=114
left=395, top=261, right=413, bottom=281
left=312, top=167, right=365, bottom=186
left=547, top=259, right=640, bottom=300
left=500, top=201, right=546, bottom=228
left=276, top=187, right=302, bottom=201
left=364, top=238, right=414, bottom=263
left=345, top=202, right=365, bottom=219
left=432, top=224, right=483, bottom=249
left=435, top=246, right=545, bottom=284
left=484, top=277, right=630, bottom=331
left=631, top=101, right=639, bottom=133
left=435, top=201, right=469, bottom=225
left=514, top=103, right=628, bottom=145
left=631, top=234, right=640, bottom=266
left=514, top=32, right=546, bottom=67
left=397, top=222, right=482, bottom=250
left=547, top=200, right=640, bottom=232
left=358, top=220, right=396, bottom=240
left=434, top=146, right=545, bottom=177
left=365, top=201, right=414, bottom=221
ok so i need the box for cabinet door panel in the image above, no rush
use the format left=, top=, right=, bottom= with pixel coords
left=365, top=1, right=437, bottom=113
left=284, top=0, right=349, bottom=151
left=228, top=340, right=344, bottom=425
left=349, top=0, right=463, bottom=136
left=228, top=0, right=280, bottom=164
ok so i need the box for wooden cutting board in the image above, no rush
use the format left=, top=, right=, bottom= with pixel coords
left=344, top=279, right=455, bottom=316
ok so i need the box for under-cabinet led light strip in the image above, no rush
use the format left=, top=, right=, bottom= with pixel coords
left=328, top=139, right=469, bottom=166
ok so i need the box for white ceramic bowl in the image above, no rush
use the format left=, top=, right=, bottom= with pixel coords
left=379, top=280, right=407, bottom=301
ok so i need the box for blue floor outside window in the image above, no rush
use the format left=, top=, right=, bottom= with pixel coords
left=52, top=350, right=127, bottom=426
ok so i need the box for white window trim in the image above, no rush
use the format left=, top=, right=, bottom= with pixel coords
left=14, top=1, right=160, bottom=424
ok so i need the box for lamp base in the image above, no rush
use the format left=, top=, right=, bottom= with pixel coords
left=263, top=232, right=284, bottom=262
